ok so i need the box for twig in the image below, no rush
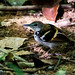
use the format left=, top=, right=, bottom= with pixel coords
left=0, top=68, right=14, bottom=72
left=54, top=56, right=62, bottom=70
left=51, top=56, right=75, bottom=64
left=10, top=44, right=40, bottom=52
left=0, top=4, right=73, bottom=11
left=0, top=66, right=48, bottom=73
left=61, top=4, right=73, bottom=9
left=0, top=5, right=41, bottom=11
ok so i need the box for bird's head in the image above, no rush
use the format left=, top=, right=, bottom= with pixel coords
left=23, top=21, right=44, bottom=31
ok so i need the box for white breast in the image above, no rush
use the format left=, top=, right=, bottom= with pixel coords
left=34, top=33, right=58, bottom=49
left=34, top=34, right=41, bottom=42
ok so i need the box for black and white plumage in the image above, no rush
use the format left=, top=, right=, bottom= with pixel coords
left=23, top=21, right=74, bottom=49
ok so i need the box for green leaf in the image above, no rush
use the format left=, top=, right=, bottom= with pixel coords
left=28, top=10, right=36, bottom=13
left=7, top=0, right=28, bottom=6
left=0, top=53, right=7, bottom=61
left=7, top=62, right=24, bottom=75
left=56, top=68, right=66, bottom=75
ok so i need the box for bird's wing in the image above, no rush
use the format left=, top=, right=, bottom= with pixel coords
left=39, top=24, right=70, bottom=43
left=39, top=24, right=58, bottom=42
left=50, top=32, right=71, bottom=42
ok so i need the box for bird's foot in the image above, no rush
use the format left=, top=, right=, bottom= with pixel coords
left=33, top=47, right=61, bottom=59
left=39, top=51, right=52, bottom=59
left=39, top=52, right=61, bottom=59
left=53, top=53, right=61, bottom=56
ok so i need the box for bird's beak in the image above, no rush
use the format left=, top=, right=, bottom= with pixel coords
left=23, top=24, right=30, bottom=27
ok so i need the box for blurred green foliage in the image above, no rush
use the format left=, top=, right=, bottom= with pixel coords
left=7, top=0, right=28, bottom=6
left=7, top=62, right=24, bottom=75
left=28, top=10, right=36, bottom=13
left=56, top=68, right=67, bottom=75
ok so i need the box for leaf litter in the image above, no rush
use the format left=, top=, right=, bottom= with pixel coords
left=0, top=4, right=75, bottom=75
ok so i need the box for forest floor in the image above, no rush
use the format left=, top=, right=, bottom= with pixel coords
left=0, top=7, right=75, bottom=75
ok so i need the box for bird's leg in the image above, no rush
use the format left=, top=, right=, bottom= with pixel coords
left=39, top=51, right=52, bottom=59
left=53, top=53, right=61, bottom=56
left=49, top=47, right=61, bottom=56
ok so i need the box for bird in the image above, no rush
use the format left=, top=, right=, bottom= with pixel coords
left=23, top=21, right=74, bottom=49
left=31, top=0, right=61, bottom=22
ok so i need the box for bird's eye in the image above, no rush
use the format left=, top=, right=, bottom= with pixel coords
left=34, top=24, right=37, bottom=26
